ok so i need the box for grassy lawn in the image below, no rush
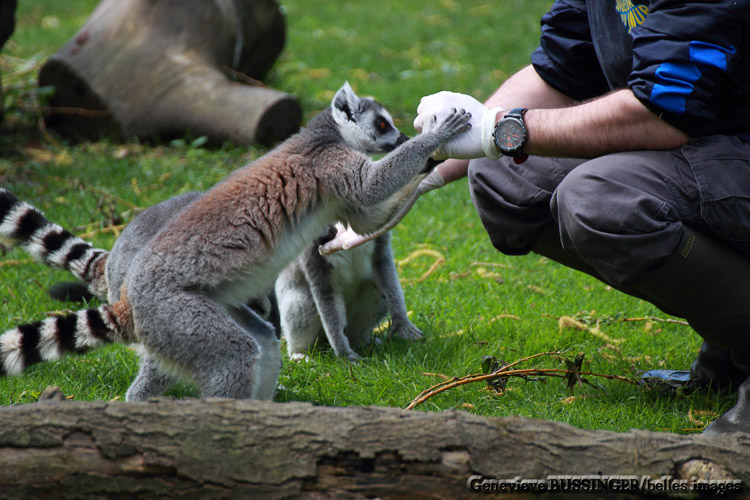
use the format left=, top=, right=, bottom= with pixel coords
left=0, top=0, right=732, bottom=433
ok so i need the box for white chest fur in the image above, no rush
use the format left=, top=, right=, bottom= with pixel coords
left=210, top=205, right=338, bottom=307
left=326, top=239, right=376, bottom=293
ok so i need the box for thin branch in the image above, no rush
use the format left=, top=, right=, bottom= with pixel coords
left=543, top=313, right=688, bottom=327
left=40, top=106, right=111, bottom=117
left=77, top=223, right=127, bottom=240
left=46, top=175, right=142, bottom=211
left=621, top=316, right=689, bottom=326
left=398, top=248, right=445, bottom=282
left=0, top=259, right=32, bottom=268
left=407, top=352, right=558, bottom=409
left=405, top=352, right=637, bottom=411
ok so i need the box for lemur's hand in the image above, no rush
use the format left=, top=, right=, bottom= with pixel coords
left=414, top=92, right=504, bottom=160
left=319, top=168, right=446, bottom=255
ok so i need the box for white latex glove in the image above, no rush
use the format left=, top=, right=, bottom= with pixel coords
left=414, top=91, right=504, bottom=160
left=319, top=168, right=446, bottom=255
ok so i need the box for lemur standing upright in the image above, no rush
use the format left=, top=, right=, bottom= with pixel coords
left=0, top=82, right=470, bottom=401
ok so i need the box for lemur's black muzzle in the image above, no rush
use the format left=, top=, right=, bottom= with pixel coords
left=383, top=132, right=410, bottom=152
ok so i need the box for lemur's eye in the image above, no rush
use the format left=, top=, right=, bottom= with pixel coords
left=376, top=117, right=389, bottom=132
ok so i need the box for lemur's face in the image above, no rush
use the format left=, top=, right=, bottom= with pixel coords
left=331, top=82, right=408, bottom=155
left=357, top=100, right=408, bottom=154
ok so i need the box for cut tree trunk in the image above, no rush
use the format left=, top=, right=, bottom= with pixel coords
left=0, top=0, right=18, bottom=124
left=38, top=0, right=301, bottom=146
left=0, top=396, right=748, bottom=499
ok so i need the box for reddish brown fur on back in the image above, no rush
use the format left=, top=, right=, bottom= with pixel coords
left=155, top=142, right=321, bottom=260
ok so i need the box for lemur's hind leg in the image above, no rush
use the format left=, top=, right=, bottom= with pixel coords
left=276, top=271, right=325, bottom=361
left=344, top=280, right=385, bottom=348
left=227, top=304, right=280, bottom=400
left=129, top=285, right=276, bottom=400
left=298, top=247, right=361, bottom=363
left=372, top=233, right=423, bottom=341
left=126, top=350, right=177, bottom=401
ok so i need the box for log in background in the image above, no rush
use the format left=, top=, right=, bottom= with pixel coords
left=0, top=397, right=747, bottom=499
left=38, top=0, right=301, bottom=146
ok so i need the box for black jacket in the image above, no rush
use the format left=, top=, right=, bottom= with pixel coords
left=531, top=0, right=750, bottom=138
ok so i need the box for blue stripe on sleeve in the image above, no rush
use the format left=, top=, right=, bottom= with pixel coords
left=650, top=62, right=700, bottom=115
left=648, top=41, right=734, bottom=116
left=689, top=41, right=736, bottom=72
left=651, top=84, right=690, bottom=114
left=655, top=62, right=702, bottom=84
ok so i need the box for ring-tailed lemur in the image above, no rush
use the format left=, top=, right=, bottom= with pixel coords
left=0, top=82, right=471, bottom=401
left=276, top=220, right=423, bottom=363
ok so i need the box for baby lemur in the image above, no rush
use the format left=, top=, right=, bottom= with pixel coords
left=276, top=220, right=423, bottom=363
left=0, top=82, right=470, bottom=400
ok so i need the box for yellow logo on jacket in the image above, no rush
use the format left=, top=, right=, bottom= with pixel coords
left=615, top=0, right=649, bottom=33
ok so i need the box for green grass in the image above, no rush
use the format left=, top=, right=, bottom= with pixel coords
left=0, top=0, right=734, bottom=433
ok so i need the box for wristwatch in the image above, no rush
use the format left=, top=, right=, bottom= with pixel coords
left=493, top=107, right=529, bottom=158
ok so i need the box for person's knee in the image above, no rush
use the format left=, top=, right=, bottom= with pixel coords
left=468, top=157, right=545, bottom=211
left=551, top=166, right=609, bottom=247
left=467, top=157, right=503, bottom=201
left=468, top=157, right=556, bottom=254
left=552, top=158, right=682, bottom=285
left=554, top=161, right=676, bottom=242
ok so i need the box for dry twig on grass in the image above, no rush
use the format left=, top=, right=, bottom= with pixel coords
left=405, top=351, right=637, bottom=410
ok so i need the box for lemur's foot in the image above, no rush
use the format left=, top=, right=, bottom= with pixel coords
left=344, top=349, right=363, bottom=364
left=391, top=319, right=423, bottom=341
left=289, top=352, right=312, bottom=363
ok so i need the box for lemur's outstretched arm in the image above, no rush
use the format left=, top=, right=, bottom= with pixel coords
left=320, top=162, right=445, bottom=255
left=353, top=111, right=469, bottom=207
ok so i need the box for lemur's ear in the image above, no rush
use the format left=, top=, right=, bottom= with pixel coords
left=332, top=81, right=360, bottom=124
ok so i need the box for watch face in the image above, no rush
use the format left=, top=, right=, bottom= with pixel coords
left=494, top=118, right=525, bottom=152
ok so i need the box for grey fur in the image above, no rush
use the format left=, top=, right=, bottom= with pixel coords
left=0, top=82, right=471, bottom=400
left=276, top=226, right=422, bottom=362
left=106, top=191, right=202, bottom=303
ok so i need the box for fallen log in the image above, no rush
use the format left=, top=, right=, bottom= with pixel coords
left=38, top=0, right=301, bottom=146
left=0, top=394, right=747, bottom=499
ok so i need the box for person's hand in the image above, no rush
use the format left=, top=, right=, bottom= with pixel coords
left=414, top=92, right=503, bottom=160
left=319, top=168, right=447, bottom=255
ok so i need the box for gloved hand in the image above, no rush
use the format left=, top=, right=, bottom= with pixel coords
left=414, top=91, right=504, bottom=160
left=319, top=167, right=447, bottom=255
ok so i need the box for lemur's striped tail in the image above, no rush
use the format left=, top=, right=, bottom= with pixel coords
left=0, top=188, right=109, bottom=299
left=0, top=303, right=132, bottom=376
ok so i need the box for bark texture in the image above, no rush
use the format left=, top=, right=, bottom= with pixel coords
left=38, top=0, right=300, bottom=146
left=0, top=394, right=748, bottom=499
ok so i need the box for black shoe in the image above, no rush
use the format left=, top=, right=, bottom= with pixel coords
left=689, top=341, right=747, bottom=392
left=704, top=351, right=750, bottom=434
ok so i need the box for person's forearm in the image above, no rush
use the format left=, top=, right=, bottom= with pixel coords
left=524, top=89, right=690, bottom=158
left=435, top=65, right=576, bottom=183
left=485, top=64, right=576, bottom=110
left=435, top=159, right=470, bottom=183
